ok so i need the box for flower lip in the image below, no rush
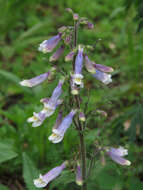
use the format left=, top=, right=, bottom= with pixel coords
left=33, top=174, right=47, bottom=188
left=72, top=73, right=84, bottom=85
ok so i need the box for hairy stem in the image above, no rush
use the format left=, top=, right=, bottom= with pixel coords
left=73, top=21, right=87, bottom=190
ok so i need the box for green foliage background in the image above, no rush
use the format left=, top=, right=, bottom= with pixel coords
left=0, top=0, right=143, bottom=189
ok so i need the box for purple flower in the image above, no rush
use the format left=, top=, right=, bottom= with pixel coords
left=85, top=55, right=113, bottom=84
left=53, top=111, right=63, bottom=130
left=87, top=22, right=94, bottom=29
left=92, top=70, right=112, bottom=84
left=49, top=109, right=77, bottom=143
left=73, top=13, right=79, bottom=20
left=34, top=162, right=66, bottom=188
left=79, top=112, right=85, bottom=122
left=75, top=46, right=84, bottom=75
left=42, top=78, right=65, bottom=117
left=38, top=33, right=62, bottom=53
left=76, top=162, right=83, bottom=186
left=95, top=64, right=114, bottom=73
left=27, top=112, right=47, bottom=127
left=72, top=46, right=84, bottom=87
left=107, top=146, right=131, bottom=166
left=49, top=45, right=65, bottom=62
left=28, top=78, right=64, bottom=127
left=20, top=72, right=50, bottom=87
left=85, top=55, right=96, bottom=74
left=65, top=51, right=75, bottom=62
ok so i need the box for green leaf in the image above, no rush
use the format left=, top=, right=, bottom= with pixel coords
left=0, top=141, right=18, bottom=163
left=0, top=184, right=10, bottom=190
left=0, top=69, right=20, bottom=83
left=22, top=152, right=40, bottom=190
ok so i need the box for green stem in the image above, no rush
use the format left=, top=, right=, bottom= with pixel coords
left=73, top=21, right=87, bottom=190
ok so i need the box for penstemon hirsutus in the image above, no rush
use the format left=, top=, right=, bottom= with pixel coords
left=20, top=8, right=131, bottom=190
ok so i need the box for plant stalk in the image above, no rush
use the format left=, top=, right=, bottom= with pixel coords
left=73, top=20, right=87, bottom=190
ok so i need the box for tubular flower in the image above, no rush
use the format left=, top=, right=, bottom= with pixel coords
left=76, top=162, right=83, bottom=186
left=49, top=45, right=65, bottom=62
left=27, top=112, right=47, bottom=127
left=53, top=111, right=63, bottom=130
left=85, top=55, right=96, bottom=74
left=92, top=70, right=112, bottom=85
left=65, top=51, right=75, bottom=62
left=95, top=64, right=114, bottom=73
left=72, top=45, right=84, bottom=87
left=38, top=33, right=62, bottom=53
left=106, top=146, right=131, bottom=166
left=49, top=109, right=77, bottom=143
left=42, top=78, right=65, bottom=117
left=85, top=55, right=113, bottom=84
left=34, top=162, right=66, bottom=188
left=20, top=72, right=50, bottom=87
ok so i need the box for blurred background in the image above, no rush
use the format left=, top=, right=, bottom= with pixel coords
left=0, top=0, right=143, bottom=189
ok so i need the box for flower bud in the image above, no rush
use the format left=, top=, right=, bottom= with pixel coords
left=76, top=162, right=83, bottom=186
left=58, top=26, right=67, bottom=33
left=65, top=8, right=73, bottom=13
left=73, top=13, right=79, bottom=21
left=95, top=64, right=114, bottom=73
left=87, top=22, right=94, bottom=29
left=79, top=112, right=86, bottom=122
left=49, top=45, right=65, bottom=62
left=65, top=51, right=75, bottom=62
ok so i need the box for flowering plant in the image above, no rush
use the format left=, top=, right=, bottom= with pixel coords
left=20, top=8, right=131, bottom=189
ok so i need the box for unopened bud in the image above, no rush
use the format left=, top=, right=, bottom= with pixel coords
left=73, top=13, right=79, bottom=21
left=79, top=112, right=86, bottom=122
left=87, top=22, right=94, bottom=29
left=58, top=26, right=67, bottom=33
